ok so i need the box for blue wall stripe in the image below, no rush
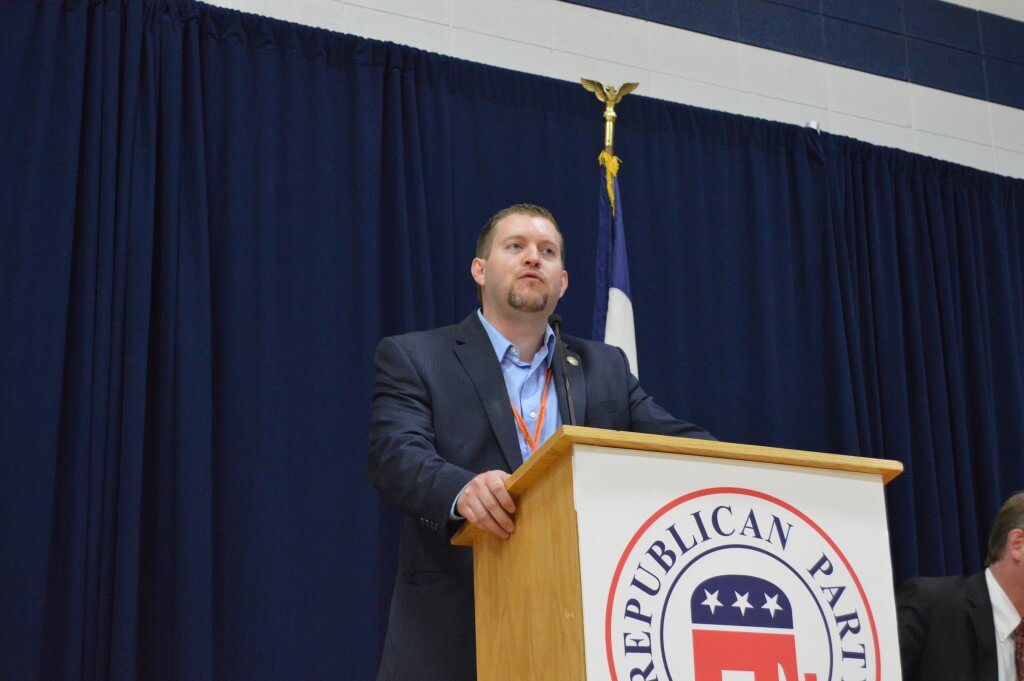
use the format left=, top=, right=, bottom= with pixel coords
left=737, top=0, right=825, bottom=61
left=770, top=0, right=820, bottom=12
left=822, top=0, right=904, bottom=34
left=904, top=0, right=982, bottom=54
left=824, top=17, right=908, bottom=82
left=558, top=0, right=1024, bottom=110
left=646, top=0, right=739, bottom=41
left=981, top=13, right=1024, bottom=65
left=908, top=37, right=988, bottom=100
left=986, top=58, right=1024, bottom=109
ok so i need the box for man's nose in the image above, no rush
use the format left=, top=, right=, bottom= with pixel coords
left=522, top=245, right=540, bottom=264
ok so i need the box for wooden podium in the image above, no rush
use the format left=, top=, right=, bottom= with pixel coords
left=452, top=426, right=903, bottom=681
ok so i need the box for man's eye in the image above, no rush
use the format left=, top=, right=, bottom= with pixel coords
left=544, top=248, right=556, bottom=257
left=508, top=242, right=522, bottom=250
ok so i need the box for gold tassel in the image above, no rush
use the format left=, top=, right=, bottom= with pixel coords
left=598, top=150, right=621, bottom=216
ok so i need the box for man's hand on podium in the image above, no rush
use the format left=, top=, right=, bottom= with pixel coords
left=456, top=470, right=516, bottom=539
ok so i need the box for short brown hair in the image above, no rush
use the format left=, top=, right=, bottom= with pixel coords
left=475, top=204, right=565, bottom=263
left=986, top=491, right=1024, bottom=565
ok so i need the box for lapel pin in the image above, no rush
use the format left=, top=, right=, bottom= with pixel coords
left=567, top=356, right=579, bottom=367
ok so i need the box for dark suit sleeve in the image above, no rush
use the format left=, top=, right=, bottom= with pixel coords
left=619, top=348, right=716, bottom=441
left=368, top=337, right=476, bottom=538
left=895, top=578, right=929, bottom=679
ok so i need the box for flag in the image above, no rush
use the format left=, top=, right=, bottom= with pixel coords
left=592, top=150, right=638, bottom=376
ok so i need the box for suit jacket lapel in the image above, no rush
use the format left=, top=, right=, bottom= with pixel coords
left=966, top=570, right=997, bottom=681
left=454, top=313, right=522, bottom=471
left=552, top=336, right=587, bottom=428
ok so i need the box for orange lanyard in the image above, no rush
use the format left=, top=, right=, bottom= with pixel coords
left=510, top=368, right=553, bottom=455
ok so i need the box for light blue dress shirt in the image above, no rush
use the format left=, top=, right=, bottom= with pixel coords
left=450, top=311, right=563, bottom=520
left=476, top=309, right=562, bottom=461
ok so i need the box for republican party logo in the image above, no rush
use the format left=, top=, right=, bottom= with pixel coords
left=605, top=488, right=880, bottom=681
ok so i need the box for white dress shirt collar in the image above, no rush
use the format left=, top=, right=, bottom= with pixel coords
left=985, top=567, right=1020, bottom=681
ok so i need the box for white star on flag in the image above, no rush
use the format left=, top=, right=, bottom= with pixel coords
left=762, top=593, right=783, bottom=618
left=701, top=589, right=722, bottom=614
left=732, top=591, right=752, bottom=616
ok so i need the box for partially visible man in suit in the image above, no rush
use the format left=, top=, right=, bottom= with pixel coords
left=369, top=203, right=713, bottom=680
left=896, top=491, right=1024, bottom=681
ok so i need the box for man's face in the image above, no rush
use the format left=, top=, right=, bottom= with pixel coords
left=472, top=213, right=568, bottom=317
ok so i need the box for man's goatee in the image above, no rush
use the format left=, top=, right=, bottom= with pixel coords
left=507, top=289, right=548, bottom=313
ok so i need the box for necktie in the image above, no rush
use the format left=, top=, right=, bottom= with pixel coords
left=1014, top=619, right=1024, bottom=681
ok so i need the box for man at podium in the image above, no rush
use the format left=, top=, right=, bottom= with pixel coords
left=369, top=203, right=713, bottom=681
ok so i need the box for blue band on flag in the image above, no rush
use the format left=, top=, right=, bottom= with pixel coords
left=592, top=169, right=632, bottom=340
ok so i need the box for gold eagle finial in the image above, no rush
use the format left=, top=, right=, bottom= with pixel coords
left=580, top=78, right=639, bottom=153
left=580, top=79, right=639, bottom=215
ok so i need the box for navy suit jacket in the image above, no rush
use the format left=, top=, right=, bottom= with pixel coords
left=895, top=571, right=997, bottom=681
left=369, top=312, right=713, bottom=681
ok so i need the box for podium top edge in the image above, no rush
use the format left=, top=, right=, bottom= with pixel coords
left=451, top=426, right=903, bottom=546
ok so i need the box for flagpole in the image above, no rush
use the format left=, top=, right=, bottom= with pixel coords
left=581, top=78, right=641, bottom=376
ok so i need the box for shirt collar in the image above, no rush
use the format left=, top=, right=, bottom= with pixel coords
left=985, top=567, right=1021, bottom=642
left=476, top=308, right=556, bottom=368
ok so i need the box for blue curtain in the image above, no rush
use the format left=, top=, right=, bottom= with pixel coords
left=1, top=1, right=1022, bottom=678
left=824, top=141, right=1024, bottom=578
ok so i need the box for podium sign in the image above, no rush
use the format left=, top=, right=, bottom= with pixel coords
left=575, top=445, right=899, bottom=681
left=453, top=427, right=903, bottom=681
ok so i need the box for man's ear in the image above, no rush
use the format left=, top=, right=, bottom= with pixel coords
left=1008, top=528, right=1024, bottom=560
left=557, top=270, right=568, bottom=299
left=471, top=257, right=486, bottom=287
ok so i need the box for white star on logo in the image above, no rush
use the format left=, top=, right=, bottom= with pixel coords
left=732, top=591, right=752, bottom=616
left=701, top=589, right=723, bottom=614
left=762, top=593, right=784, bottom=618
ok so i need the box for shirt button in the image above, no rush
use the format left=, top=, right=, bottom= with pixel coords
left=529, top=411, right=537, bottom=418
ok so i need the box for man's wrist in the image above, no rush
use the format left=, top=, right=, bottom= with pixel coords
left=450, top=482, right=470, bottom=521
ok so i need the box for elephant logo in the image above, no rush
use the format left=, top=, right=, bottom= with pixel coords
left=690, top=574, right=816, bottom=681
